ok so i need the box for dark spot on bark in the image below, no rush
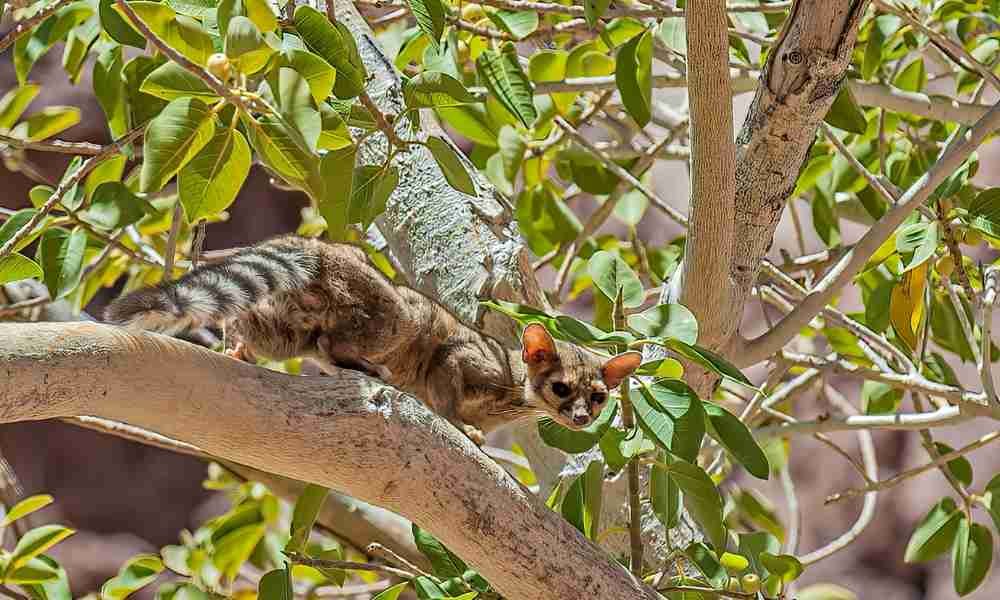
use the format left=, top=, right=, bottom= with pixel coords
left=786, top=50, right=803, bottom=65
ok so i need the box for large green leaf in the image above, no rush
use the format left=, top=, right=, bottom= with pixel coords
left=0, top=84, right=40, bottom=130
left=293, top=6, right=367, bottom=99
left=92, top=45, right=129, bottom=139
left=1, top=495, right=54, bottom=527
left=487, top=10, right=538, bottom=40
left=952, top=518, right=992, bottom=596
left=584, top=0, right=611, bottom=27
left=275, top=49, right=336, bottom=104
left=115, top=2, right=214, bottom=65
left=669, top=461, right=726, bottom=550
left=615, top=30, right=652, bottom=127
left=178, top=127, right=251, bottom=222
left=561, top=461, right=603, bottom=539
left=140, top=97, right=216, bottom=193
left=318, top=146, right=356, bottom=240
left=349, top=165, right=398, bottom=229
left=35, top=228, right=86, bottom=299
left=403, top=71, right=477, bottom=108
left=0, top=254, right=43, bottom=286
left=628, top=303, right=698, bottom=344
left=427, top=137, right=476, bottom=196
left=587, top=250, right=643, bottom=308
left=665, top=339, right=752, bottom=386
left=703, top=402, right=769, bottom=479
left=257, top=569, right=292, bottom=600
left=100, top=555, right=164, bottom=600
left=412, top=524, right=466, bottom=579
left=824, top=86, right=867, bottom=134
left=7, top=526, right=75, bottom=574
left=100, top=0, right=147, bottom=47
left=225, top=15, right=273, bottom=74
left=244, top=0, right=277, bottom=32
left=538, top=399, right=617, bottom=454
left=10, top=106, right=79, bottom=141
left=650, top=452, right=681, bottom=529
left=895, top=221, right=939, bottom=272
left=140, top=61, right=219, bottom=102
left=476, top=42, right=537, bottom=128
left=405, top=0, right=445, bottom=49
left=905, top=498, right=962, bottom=563
left=241, top=113, right=320, bottom=197
left=286, top=484, right=329, bottom=554
left=966, top=188, right=1000, bottom=239
left=634, top=382, right=705, bottom=461
left=266, top=67, right=321, bottom=150
left=82, top=182, right=154, bottom=229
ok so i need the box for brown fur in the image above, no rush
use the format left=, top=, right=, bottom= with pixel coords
left=106, top=236, right=641, bottom=438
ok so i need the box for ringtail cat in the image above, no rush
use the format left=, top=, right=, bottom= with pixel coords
left=105, top=236, right=642, bottom=441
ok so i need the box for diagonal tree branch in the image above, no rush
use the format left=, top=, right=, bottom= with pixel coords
left=0, top=322, right=658, bottom=600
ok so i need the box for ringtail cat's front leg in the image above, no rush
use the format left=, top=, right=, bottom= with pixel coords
left=425, top=361, right=486, bottom=446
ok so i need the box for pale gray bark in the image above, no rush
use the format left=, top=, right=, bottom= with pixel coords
left=0, top=323, right=658, bottom=600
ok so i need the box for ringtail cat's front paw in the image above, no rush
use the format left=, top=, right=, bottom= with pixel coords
left=462, top=424, right=486, bottom=446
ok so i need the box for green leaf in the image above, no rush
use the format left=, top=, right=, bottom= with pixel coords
left=435, top=105, right=498, bottom=147
left=349, top=165, right=398, bottom=229
left=554, top=316, right=634, bottom=347
left=895, top=221, right=938, bottom=272
left=83, top=182, right=154, bottom=229
left=35, top=228, right=86, bottom=299
left=0, top=254, right=43, bottom=286
left=7, top=526, right=75, bottom=575
left=241, top=113, right=320, bottom=197
left=115, top=2, right=214, bottom=65
left=650, top=452, right=681, bottom=529
left=427, top=137, right=477, bottom=196
left=140, top=62, right=219, bottom=102
left=412, top=524, right=466, bottom=579
left=293, top=6, right=367, bottom=99
left=893, top=58, right=926, bottom=93
left=257, top=568, right=292, bottom=600
left=275, top=49, right=336, bottom=104
left=905, top=497, right=962, bottom=563
left=318, top=103, right=353, bottom=150
left=685, top=542, right=728, bottom=588
left=584, top=0, right=611, bottom=27
left=760, top=553, right=803, bottom=583
left=266, top=66, right=321, bottom=149
left=733, top=489, right=785, bottom=543
left=665, top=339, right=752, bottom=386
left=317, top=146, right=356, bottom=240
left=635, top=358, right=684, bottom=379
left=476, top=42, right=537, bottom=128
left=669, top=461, right=727, bottom=550
left=561, top=461, right=603, bottom=539
left=703, top=402, right=769, bottom=479
left=286, top=484, right=329, bottom=554
left=628, top=303, right=698, bottom=344
left=244, top=0, right=277, bottom=32
left=178, top=127, right=250, bottom=223
left=93, top=46, right=129, bottom=138
left=538, top=399, right=617, bottom=454
left=966, top=188, right=1000, bottom=239
left=85, top=155, right=127, bottom=201
left=166, top=0, right=216, bottom=19
left=406, top=0, right=445, bottom=49
left=100, top=554, right=163, bottom=600
left=225, top=16, right=273, bottom=74
left=861, top=381, right=902, bottom=415
left=140, top=97, right=216, bottom=193
left=6, top=556, right=61, bottom=584
left=824, top=86, right=867, bottom=134
left=588, top=250, right=643, bottom=308
left=952, top=518, right=992, bottom=596
left=16, top=555, right=71, bottom=600
left=487, top=10, right=538, bottom=40
left=372, top=582, right=409, bottom=600
left=634, top=382, right=705, bottom=461
left=404, top=72, right=477, bottom=109
left=934, top=442, right=973, bottom=487
left=1, top=495, right=54, bottom=527
left=615, top=30, right=653, bottom=127
left=0, top=208, right=44, bottom=253
left=13, top=106, right=80, bottom=141
left=100, top=0, right=146, bottom=47
left=0, top=84, right=40, bottom=130
left=213, top=523, right=266, bottom=579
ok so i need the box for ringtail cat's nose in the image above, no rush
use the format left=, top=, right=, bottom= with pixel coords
left=572, top=414, right=590, bottom=426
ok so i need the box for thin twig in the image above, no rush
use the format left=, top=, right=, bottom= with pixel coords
left=163, top=201, right=183, bottom=280
left=0, top=133, right=104, bottom=156
left=0, top=127, right=145, bottom=262
left=0, top=296, right=50, bottom=318
left=612, top=298, right=643, bottom=576
left=476, top=0, right=792, bottom=18
left=0, top=0, right=75, bottom=52
left=826, top=431, right=1000, bottom=504
left=756, top=404, right=969, bottom=438
left=366, top=543, right=433, bottom=579
left=980, top=267, right=999, bottom=405
left=285, top=552, right=415, bottom=580
left=190, top=222, right=207, bottom=269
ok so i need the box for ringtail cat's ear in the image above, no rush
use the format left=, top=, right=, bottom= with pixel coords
left=601, top=352, right=642, bottom=388
left=521, top=323, right=557, bottom=365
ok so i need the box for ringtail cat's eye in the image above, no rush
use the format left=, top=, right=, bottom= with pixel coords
left=551, top=382, right=571, bottom=397
left=590, top=392, right=605, bottom=405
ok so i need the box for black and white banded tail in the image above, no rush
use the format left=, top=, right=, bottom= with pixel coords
left=105, top=237, right=319, bottom=334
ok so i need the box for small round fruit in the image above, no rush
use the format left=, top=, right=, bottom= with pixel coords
left=963, top=230, right=983, bottom=246
left=460, top=3, right=485, bottom=21
left=741, top=573, right=761, bottom=593
left=207, top=53, right=231, bottom=81
left=936, top=255, right=955, bottom=278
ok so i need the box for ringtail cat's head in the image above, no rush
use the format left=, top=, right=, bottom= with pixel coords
left=520, top=323, right=642, bottom=430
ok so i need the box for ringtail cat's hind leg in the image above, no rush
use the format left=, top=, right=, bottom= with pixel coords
left=316, top=333, right=392, bottom=380
left=225, top=296, right=315, bottom=363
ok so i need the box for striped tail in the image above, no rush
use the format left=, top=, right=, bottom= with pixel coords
left=104, top=236, right=320, bottom=335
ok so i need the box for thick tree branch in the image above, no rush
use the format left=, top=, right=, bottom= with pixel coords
left=742, top=101, right=1000, bottom=365
left=679, top=0, right=738, bottom=352
left=0, top=322, right=657, bottom=600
